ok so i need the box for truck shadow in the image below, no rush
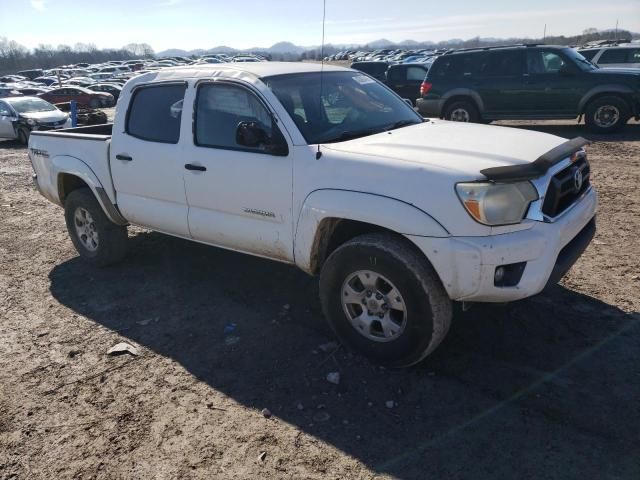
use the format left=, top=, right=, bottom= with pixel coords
left=48, top=231, right=640, bottom=479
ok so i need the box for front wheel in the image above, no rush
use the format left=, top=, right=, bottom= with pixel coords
left=17, top=127, right=30, bottom=145
left=319, top=233, right=452, bottom=367
left=584, top=96, right=629, bottom=133
left=64, top=188, right=128, bottom=266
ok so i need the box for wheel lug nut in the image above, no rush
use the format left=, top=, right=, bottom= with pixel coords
left=382, top=303, right=388, bottom=310
left=375, top=293, right=383, bottom=300
left=366, top=291, right=372, bottom=297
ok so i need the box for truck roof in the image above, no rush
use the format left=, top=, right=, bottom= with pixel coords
left=131, top=61, right=351, bottom=85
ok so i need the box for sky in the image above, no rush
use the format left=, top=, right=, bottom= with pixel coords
left=2, top=0, right=639, bottom=52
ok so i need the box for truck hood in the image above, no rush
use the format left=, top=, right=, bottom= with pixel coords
left=591, top=67, right=640, bottom=77
left=322, top=120, right=566, bottom=178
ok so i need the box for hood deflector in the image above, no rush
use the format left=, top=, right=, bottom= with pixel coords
left=480, top=137, right=591, bottom=182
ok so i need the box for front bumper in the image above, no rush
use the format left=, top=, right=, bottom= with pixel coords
left=407, top=187, right=597, bottom=302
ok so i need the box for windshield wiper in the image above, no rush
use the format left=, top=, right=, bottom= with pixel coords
left=320, top=127, right=387, bottom=143
left=382, top=119, right=420, bottom=131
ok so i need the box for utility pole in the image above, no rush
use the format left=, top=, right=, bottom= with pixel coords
left=615, top=19, right=618, bottom=42
left=543, top=24, right=547, bottom=43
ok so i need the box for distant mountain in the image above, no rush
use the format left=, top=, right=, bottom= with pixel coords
left=265, top=41, right=306, bottom=54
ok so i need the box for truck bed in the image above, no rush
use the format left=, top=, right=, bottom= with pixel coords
left=30, top=123, right=113, bottom=140
left=29, top=123, right=116, bottom=208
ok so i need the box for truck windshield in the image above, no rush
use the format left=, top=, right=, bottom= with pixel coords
left=263, top=71, right=423, bottom=144
left=7, top=98, right=57, bottom=113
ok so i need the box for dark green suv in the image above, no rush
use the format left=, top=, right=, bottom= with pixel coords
left=416, top=45, right=640, bottom=133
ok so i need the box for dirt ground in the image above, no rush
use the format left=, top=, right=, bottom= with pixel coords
left=0, top=117, right=639, bottom=479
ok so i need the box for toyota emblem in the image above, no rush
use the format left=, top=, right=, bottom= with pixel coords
left=573, top=168, right=583, bottom=193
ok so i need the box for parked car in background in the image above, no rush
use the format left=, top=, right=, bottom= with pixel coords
left=578, top=44, right=640, bottom=69
left=15, top=87, right=51, bottom=96
left=417, top=44, right=640, bottom=132
left=384, top=63, right=430, bottom=105
left=350, top=61, right=390, bottom=81
left=39, top=87, right=114, bottom=108
left=0, top=87, right=23, bottom=98
left=17, top=69, right=44, bottom=80
left=0, top=96, right=70, bottom=144
left=87, top=83, right=122, bottom=102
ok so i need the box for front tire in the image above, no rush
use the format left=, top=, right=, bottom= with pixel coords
left=17, top=127, right=30, bottom=145
left=584, top=95, right=629, bottom=133
left=319, top=233, right=452, bottom=367
left=64, top=188, right=128, bottom=266
left=443, top=100, right=480, bottom=123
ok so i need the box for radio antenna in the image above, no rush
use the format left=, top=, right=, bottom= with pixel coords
left=316, top=0, right=326, bottom=160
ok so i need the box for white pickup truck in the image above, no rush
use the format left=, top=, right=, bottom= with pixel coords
left=29, top=62, right=597, bottom=366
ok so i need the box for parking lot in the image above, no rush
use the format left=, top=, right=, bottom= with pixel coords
left=0, top=115, right=638, bottom=479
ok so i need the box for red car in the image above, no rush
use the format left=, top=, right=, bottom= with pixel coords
left=39, top=86, right=114, bottom=108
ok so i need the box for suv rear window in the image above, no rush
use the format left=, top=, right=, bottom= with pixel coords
left=480, top=51, right=525, bottom=76
left=599, top=48, right=629, bottom=64
left=126, top=83, right=186, bottom=143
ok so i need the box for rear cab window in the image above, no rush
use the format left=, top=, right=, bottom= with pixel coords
left=126, top=83, right=186, bottom=143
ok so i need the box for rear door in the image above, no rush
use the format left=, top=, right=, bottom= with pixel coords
left=386, top=65, right=428, bottom=104
left=110, top=82, right=190, bottom=236
left=475, top=50, right=526, bottom=116
left=182, top=80, right=294, bottom=261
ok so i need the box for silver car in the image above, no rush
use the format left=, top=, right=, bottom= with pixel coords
left=0, top=96, right=71, bottom=144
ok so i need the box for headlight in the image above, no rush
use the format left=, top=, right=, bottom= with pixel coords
left=455, top=181, right=538, bottom=226
left=26, top=118, right=36, bottom=126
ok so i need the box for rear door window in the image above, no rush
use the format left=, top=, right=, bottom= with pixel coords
left=481, top=51, right=525, bottom=76
left=387, top=67, right=405, bottom=82
left=126, top=83, right=186, bottom=143
left=431, top=54, right=480, bottom=78
left=599, top=48, right=628, bottom=64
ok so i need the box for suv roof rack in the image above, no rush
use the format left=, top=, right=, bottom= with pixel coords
left=442, top=43, right=544, bottom=55
left=580, top=39, right=631, bottom=48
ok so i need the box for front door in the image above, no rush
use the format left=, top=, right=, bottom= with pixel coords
left=522, top=49, right=583, bottom=115
left=110, top=82, right=190, bottom=237
left=0, top=101, right=16, bottom=138
left=182, top=81, right=294, bottom=261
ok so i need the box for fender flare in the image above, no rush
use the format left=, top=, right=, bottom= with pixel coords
left=293, top=189, right=449, bottom=273
left=578, top=84, right=635, bottom=113
left=441, top=88, right=485, bottom=113
left=51, top=155, right=128, bottom=226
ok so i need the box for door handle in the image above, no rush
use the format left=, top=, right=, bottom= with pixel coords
left=116, top=154, right=132, bottom=161
left=185, top=164, right=206, bottom=172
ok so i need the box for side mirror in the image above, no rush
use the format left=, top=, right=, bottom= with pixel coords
left=403, top=98, right=413, bottom=107
left=236, top=121, right=267, bottom=147
left=235, top=121, right=289, bottom=156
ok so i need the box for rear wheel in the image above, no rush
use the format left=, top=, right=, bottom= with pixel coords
left=64, top=188, right=128, bottom=266
left=443, top=100, right=480, bottom=123
left=319, top=233, right=452, bottom=367
left=584, top=96, right=629, bottom=133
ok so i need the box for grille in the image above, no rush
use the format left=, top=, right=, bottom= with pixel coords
left=542, top=157, right=590, bottom=218
left=39, top=119, right=66, bottom=127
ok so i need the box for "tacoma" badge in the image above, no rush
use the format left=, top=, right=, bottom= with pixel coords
left=243, top=208, right=276, bottom=218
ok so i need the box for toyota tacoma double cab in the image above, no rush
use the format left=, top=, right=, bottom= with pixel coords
left=29, top=63, right=597, bottom=366
left=417, top=44, right=640, bottom=133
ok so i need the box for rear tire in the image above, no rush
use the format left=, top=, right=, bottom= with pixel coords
left=443, top=100, right=480, bottom=123
left=584, top=95, right=629, bottom=133
left=319, top=233, right=452, bottom=367
left=64, top=188, right=128, bottom=266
